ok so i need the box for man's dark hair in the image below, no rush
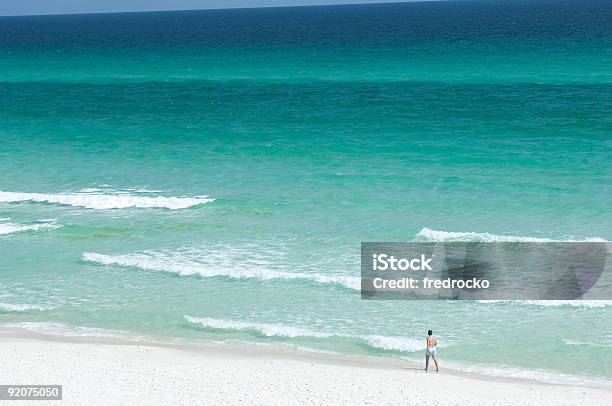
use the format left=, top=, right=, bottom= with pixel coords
left=428, top=330, right=433, bottom=336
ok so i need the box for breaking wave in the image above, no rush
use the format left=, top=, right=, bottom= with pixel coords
left=0, top=321, right=124, bottom=337
left=0, top=220, right=61, bottom=235
left=362, top=335, right=426, bottom=353
left=416, top=227, right=607, bottom=242
left=0, top=303, right=56, bottom=312
left=477, top=300, right=612, bottom=308
left=0, top=190, right=214, bottom=210
left=184, top=316, right=333, bottom=338
left=83, top=251, right=360, bottom=290
left=184, top=316, right=427, bottom=353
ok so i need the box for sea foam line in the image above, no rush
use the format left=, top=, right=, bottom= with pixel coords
left=477, top=300, right=612, bottom=308
left=0, top=322, right=124, bottom=337
left=0, top=220, right=61, bottom=235
left=0, top=190, right=214, bottom=210
left=440, top=359, right=612, bottom=388
left=416, top=227, right=607, bottom=242
left=184, top=316, right=426, bottom=353
left=184, top=316, right=333, bottom=338
left=83, top=252, right=361, bottom=290
left=563, top=338, right=612, bottom=348
left=0, top=303, right=56, bottom=312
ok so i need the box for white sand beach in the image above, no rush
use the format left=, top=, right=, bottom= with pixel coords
left=1, top=328, right=610, bottom=406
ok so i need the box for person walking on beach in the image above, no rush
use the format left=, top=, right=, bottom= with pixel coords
left=425, top=330, right=439, bottom=372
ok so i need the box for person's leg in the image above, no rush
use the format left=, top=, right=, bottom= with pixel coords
left=432, top=355, right=439, bottom=371
left=425, top=354, right=430, bottom=371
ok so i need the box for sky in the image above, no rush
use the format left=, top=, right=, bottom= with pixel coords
left=0, top=0, right=427, bottom=17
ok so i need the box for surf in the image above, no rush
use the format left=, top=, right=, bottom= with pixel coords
left=184, top=316, right=428, bottom=353
left=0, top=190, right=214, bottom=210
left=415, top=227, right=607, bottom=242
left=0, top=303, right=56, bottom=312
left=0, top=219, right=61, bottom=235
left=82, top=251, right=361, bottom=291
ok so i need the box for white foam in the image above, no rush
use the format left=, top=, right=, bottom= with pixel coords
left=184, top=316, right=332, bottom=338
left=184, top=316, right=428, bottom=353
left=362, top=335, right=426, bottom=353
left=77, top=188, right=105, bottom=193
left=0, top=190, right=214, bottom=210
left=128, top=188, right=163, bottom=193
left=83, top=251, right=360, bottom=290
left=0, top=322, right=122, bottom=337
left=477, top=300, right=612, bottom=308
left=0, top=221, right=61, bottom=235
left=440, top=359, right=612, bottom=388
left=416, top=227, right=607, bottom=242
left=0, top=303, right=56, bottom=312
left=563, top=338, right=612, bottom=348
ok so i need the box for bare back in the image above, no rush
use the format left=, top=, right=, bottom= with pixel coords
left=427, top=335, right=436, bottom=348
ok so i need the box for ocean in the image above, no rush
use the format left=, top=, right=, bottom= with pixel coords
left=1, top=0, right=611, bottom=387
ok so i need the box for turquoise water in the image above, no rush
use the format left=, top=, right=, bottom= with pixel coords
left=1, top=0, right=611, bottom=386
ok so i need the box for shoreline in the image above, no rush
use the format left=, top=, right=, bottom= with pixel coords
left=2, top=327, right=611, bottom=405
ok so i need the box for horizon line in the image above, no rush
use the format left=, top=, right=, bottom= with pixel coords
left=0, top=1, right=446, bottom=18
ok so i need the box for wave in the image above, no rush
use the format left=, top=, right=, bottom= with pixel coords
left=441, top=359, right=612, bottom=388
left=184, top=316, right=333, bottom=338
left=0, top=321, right=123, bottom=337
left=563, top=339, right=612, bottom=348
left=0, top=190, right=214, bottom=210
left=362, top=335, right=426, bottom=353
left=0, top=303, right=56, bottom=312
left=184, top=316, right=427, bottom=353
left=477, top=300, right=612, bottom=308
left=83, top=251, right=360, bottom=290
left=78, top=187, right=162, bottom=193
left=416, top=227, right=607, bottom=242
left=0, top=220, right=61, bottom=235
